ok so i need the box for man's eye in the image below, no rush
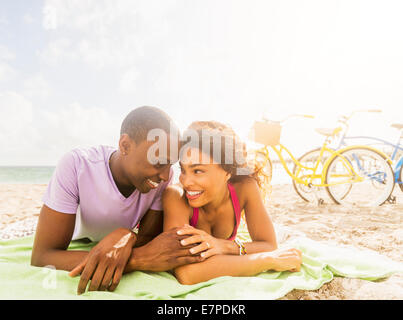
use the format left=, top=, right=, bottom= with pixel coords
left=194, top=169, right=203, bottom=174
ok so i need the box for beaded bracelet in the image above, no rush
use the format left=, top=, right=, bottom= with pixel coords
left=234, top=239, right=247, bottom=255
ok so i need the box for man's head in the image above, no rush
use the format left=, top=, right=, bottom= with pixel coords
left=118, top=106, right=180, bottom=193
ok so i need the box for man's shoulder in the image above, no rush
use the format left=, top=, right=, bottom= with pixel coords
left=55, top=145, right=115, bottom=175
left=64, top=145, right=115, bottom=165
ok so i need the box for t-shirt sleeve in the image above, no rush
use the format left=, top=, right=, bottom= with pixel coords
left=42, top=151, right=80, bottom=214
left=150, top=167, right=174, bottom=211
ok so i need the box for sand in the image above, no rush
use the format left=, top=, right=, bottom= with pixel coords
left=0, top=183, right=402, bottom=299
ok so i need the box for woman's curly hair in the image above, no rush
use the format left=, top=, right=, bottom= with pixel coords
left=181, top=121, right=272, bottom=202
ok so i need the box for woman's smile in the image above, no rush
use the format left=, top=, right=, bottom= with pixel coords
left=185, top=190, right=204, bottom=201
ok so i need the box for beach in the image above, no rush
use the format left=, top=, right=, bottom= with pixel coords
left=0, top=182, right=402, bottom=299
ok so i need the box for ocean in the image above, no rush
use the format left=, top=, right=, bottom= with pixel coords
left=0, top=167, right=56, bottom=184
left=0, top=163, right=290, bottom=185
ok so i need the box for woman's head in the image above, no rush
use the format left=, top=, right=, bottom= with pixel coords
left=179, top=121, right=265, bottom=207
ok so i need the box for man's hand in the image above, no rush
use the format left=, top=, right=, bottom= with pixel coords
left=127, top=226, right=205, bottom=272
left=69, top=227, right=136, bottom=294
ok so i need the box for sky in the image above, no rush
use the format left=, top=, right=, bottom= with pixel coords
left=0, top=0, right=402, bottom=166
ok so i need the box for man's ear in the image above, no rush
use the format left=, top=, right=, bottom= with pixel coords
left=119, top=134, right=135, bottom=155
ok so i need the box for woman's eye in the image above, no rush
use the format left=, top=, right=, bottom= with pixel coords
left=194, top=169, right=203, bottom=174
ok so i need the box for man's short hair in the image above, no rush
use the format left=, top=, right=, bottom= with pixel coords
left=120, top=106, right=178, bottom=144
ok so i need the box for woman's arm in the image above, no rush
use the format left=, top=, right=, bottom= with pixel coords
left=162, top=184, right=301, bottom=285
left=241, top=177, right=278, bottom=253
left=174, top=249, right=302, bottom=285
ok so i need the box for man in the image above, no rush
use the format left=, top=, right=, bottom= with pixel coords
left=31, top=106, right=202, bottom=294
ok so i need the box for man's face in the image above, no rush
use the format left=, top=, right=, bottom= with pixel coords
left=121, top=135, right=179, bottom=193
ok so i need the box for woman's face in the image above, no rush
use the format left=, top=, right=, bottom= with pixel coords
left=179, top=147, right=230, bottom=207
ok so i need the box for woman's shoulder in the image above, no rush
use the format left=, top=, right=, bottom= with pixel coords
left=163, top=184, right=189, bottom=205
left=162, top=184, right=193, bottom=219
left=231, top=176, right=259, bottom=193
left=231, top=177, right=261, bottom=205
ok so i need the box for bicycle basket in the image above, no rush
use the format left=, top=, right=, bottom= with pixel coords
left=249, top=120, right=282, bottom=146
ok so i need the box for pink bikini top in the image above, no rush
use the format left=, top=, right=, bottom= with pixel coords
left=189, top=183, right=241, bottom=241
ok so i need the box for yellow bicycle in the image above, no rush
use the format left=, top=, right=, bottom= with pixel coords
left=249, top=114, right=395, bottom=206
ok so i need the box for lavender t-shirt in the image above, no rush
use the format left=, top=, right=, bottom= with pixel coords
left=42, top=145, right=173, bottom=242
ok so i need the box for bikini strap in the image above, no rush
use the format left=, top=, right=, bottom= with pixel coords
left=227, top=183, right=241, bottom=240
left=190, top=207, right=199, bottom=227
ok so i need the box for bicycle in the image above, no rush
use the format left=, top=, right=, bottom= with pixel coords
left=249, top=114, right=395, bottom=206
left=293, top=110, right=402, bottom=204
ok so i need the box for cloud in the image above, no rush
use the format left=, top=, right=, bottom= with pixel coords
left=40, top=37, right=78, bottom=65
left=5, top=0, right=399, bottom=165
left=0, top=92, right=122, bottom=165
left=0, top=92, right=33, bottom=132
left=41, top=0, right=175, bottom=69
left=0, top=92, right=38, bottom=163
left=39, top=102, right=120, bottom=148
left=0, top=62, right=16, bottom=82
left=0, top=45, right=16, bottom=82
left=22, top=13, right=35, bottom=25
left=0, top=45, right=15, bottom=61
left=118, top=68, right=140, bottom=94
left=22, top=74, right=51, bottom=99
left=42, top=3, right=58, bottom=30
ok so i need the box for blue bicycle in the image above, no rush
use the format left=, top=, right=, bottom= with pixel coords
left=293, top=109, right=402, bottom=204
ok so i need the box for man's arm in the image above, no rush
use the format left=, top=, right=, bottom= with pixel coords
left=123, top=203, right=204, bottom=273
left=134, top=209, right=164, bottom=248
left=32, top=204, right=202, bottom=293
left=31, top=204, right=88, bottom=271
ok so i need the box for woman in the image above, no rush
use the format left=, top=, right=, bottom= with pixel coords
left=162, top=121, right=302, bottom=285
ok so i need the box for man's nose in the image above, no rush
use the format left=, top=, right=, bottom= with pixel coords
left=158, top=165, right=171, bottom=182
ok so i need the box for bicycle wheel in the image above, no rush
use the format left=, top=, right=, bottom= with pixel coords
left=292, top=148, right=335, bottom=203
left=325, top=148, right=395, bottom=206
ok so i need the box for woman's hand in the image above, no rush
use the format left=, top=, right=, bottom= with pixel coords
left=267, top=248, right=303, bottom=272
left=68, top=227, right=136, bottom=294
left=176, top=225, right=228, bottom=259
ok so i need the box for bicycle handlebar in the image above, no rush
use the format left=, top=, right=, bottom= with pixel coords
left=339, top=108, right=383, bottom=123
left=262, top=114, right=315, bottom=124
left=355, top=109, right=382, bottom=113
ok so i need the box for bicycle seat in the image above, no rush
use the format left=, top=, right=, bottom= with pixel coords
left=315, top=127, right=342, bottom=137
left=391, top=123, right=403, bottom=130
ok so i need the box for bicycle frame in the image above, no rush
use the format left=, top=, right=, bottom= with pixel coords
left=251, top=112, right=396, bottom=193
left=334, top=128, right=403, bottom=185
left=257, top=142, right=370, bottom=188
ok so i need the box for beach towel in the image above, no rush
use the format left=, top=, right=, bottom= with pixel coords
left=0, top=231, right=402, bottom=300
